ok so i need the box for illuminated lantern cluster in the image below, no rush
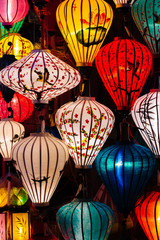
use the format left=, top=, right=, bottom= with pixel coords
left=55, top=96, right=115, bottom=168
left=95, top=141, right=155, bottom=215
left=0, top=33, right=34, bottom=60
left=0, top=49, right=81, bottom=103
left=56, top=0, right=113, bottom=66
left=132, top=0, right=160, bottom=55
left=135, top=191, right=160, bottom=240
left=56, top=199, right=114, bottom=240
left=95, top=38, right=153, bottom=111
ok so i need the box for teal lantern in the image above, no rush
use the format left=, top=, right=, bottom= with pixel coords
left=56, top=199, right=114, bottom=240
left=132, top=0, right=160, bottom=55
left=95, top=141, right=155, bottom=216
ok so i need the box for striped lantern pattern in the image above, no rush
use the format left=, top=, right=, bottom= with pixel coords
left=56, top=0, right=113, bottom=67
left=131, top=89, right=160, bottom=157
left=0, top=49, right=81, bottom=103
left=95, top=38, right=152, bottom=111
left=95, top=141, right=155, bottom=215
left=55, top=96, right=115, bottom=168
left=0, top=118, right=25, bottom=161
left=56, top=198, right=114, bottom=240
left=12, top=132, right=69, bottom=206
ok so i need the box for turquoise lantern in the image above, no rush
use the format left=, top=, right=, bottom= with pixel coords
left=132, top=0, right=160, bottom=55
left=56, top=199, right=114, bottom=240
left=95, top=141, right=155, bottom=216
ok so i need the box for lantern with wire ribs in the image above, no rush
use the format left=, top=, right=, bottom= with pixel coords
left=95, top=38, right=153, bottom=111
left=55, top=96, right=115, bottom=168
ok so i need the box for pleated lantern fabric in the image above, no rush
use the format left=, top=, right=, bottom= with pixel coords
left=95, top=38, right=153, bottom=111
left=135, top=191, right=160, bottom=240
left=131, top=89, right=160, bottom=157
left=95, top=141, right=155, bottom=216
left=132, top=0, right=160, bottom=55
left=0, top=49, right=81, bottom=103
left=56, top=198, right=114, bottom=240
left=56, top=0, right=113, bottom=67
left=55, top=96, right=115, bottom=168
left=0, top=118, right=25, bottom=161
left=12, top=131, right=69, bottom=206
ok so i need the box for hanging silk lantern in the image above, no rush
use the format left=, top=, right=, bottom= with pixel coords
left=0, top=0, right=29, bottom=28
left=135, top=191, right=160, bottom=240
left=131, top=89, right=160, bottom=157
left=95, top=38, right=153, bottom=111
left=95, top=141, right=155, bottom=216
left=12, top=212, right=30, bottom=240
left=12, top=122, right=69, bottom=206
left=113, top=0, right=134, bottom=8
left=132, top=0, right=160, bottom=55
left=0, top=91, right=34, bottom=122
left=56, top=198, right=114, bottom=240
left=0, top=33, right=34, bottom=60
left=56, top=0, right=113, bottom=67
left=0, top=118, right=25, bottom=161
left=55, top=96, right=115, bottom=168
left=0, top=49, right=81, bottom=104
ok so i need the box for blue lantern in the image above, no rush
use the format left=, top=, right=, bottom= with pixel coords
left=132, top=0, right=160, bottom=55
left=56, top=198, right=114, bottom=240
left=95, top=141, right=155, bottom=216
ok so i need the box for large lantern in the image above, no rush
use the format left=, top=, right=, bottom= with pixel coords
left=55, top=96, right=115, bottom=168
left=0, top=33, right=34, bottom=60
left=0, top=118, right=25, bottom=161
left=95, top=141, right=155, bottom=216
left=56, top=198, right=114, bottom=240
left=56, top=0, right=113, bottom=67
left=0, top=0, right=29, bottom=28
left=0, top=49, right=81, bottom=104
left=95, top=38, right=153, bottom=111
left=12, top=124, right=69, bottom=206
left=0, top=19, right=25, bottom=40
left=135, top=191, right=160, bottom=240
left=132, top=0, right=160, bottom=55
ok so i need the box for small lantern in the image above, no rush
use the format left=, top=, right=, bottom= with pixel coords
left=55, top=96, right=115, bottom=168
left=0, top=33, right=34, bottom=60
left=0, top=213, right=6, bottom=240
left=0, top=19, right=25, bottom=40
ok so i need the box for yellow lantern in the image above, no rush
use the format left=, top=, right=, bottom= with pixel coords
left=12, top=212, right=30, bottom=240
left=0, top=33, right=34, bottom=60
left=56, top=0, right=113, bottom=66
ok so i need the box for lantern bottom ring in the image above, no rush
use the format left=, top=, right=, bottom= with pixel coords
left=3, top=157, right=12, bottom=162
left=76, top=63, right=92, bottom=67
left=32, top=99, right=48, bottom=104
left=32, top=202, right=50, bottom=207
left=75, top=165, right=92, bottom=169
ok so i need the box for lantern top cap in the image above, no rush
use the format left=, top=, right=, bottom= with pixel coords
left=30, top=132, right=50, bottom=137
left=77, top=96, right=95, bottom=101
left=150, top=89, right=160, bottom=92
left=114, top=37, right=123, bottom=41
left=31, top=49, right=51, bottom=54
left=1, top=118, right=14, bottom=121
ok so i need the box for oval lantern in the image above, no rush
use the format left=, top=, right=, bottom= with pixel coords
left=55, top=96, right=115, bottom=168
left=0, top=33, right=34, bottom=60
left=12, top=125, right=69, bottom=206
left=0, top=0, right=29, bottom=28
left=0, top=49, right=81, bottom=104
left=0, top=118, right=25, bottom=161
left=56, top=0, right=113, bottom=67
left=95, top=38, right=153, bottom=111
left=95, top=141, right=155, bottom=216
left=0, top=91, right=34, bottom=122
left=135, top=191, right=160, bottom=240
left=56, top=198, right=114, bottom=240
left=132, top=0, right=160, bottom=55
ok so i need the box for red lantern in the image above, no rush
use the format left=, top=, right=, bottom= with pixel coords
left=95, top=37, right=153, bottom=111
left=0, top=0, right=29, bottom=28
left=0, top=92, right=34, bottom=122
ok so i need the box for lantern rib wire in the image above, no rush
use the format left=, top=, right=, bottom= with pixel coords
left=3, top=121, right=9, bottom=157
left=86, top=0, right=92, bottom=62
left=156, top=92, right=160, bottom=151
left=43, top=136, right=50, bottom=203
left=79, top=100, right=86, bottom=165
left=87, top=202, right=93, bottom=239
left=40, top=137, right=42, bottom=203
left=41, top=51, right=46, bottom=92
left=91, top=202, right=105, bottom=239
left=69, top=201, right=80, bottom=239
left=81, top=201, right=85, bottom=238
left=154, top=197, right=159, bottom=239
left=145, top=193, right=155, bottom=239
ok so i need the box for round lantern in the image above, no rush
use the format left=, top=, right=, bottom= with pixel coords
left=132, top=0, right=160, bottom=55
left=95, top=141, right=155, bottom=216
left=135, top=191, right=160, bottom=240
left=0, top=49, right=81, bottom=104
left=0, top=91, right=34, bottom=122
left=56, top=0, right=113, bottom=67
left=131, top=89, right=160, bottom=157
left=56, top=198, right=114, bottom=240
left=12, top=126, right=69, bottom=206
left=0, top=118, right=25, bottom=161
left=55, top=96, right=115, bottom=168
left=95, top=38, right=153, bottom=111
left=0, top=0, right=29, bottom=28
left=0, top=33, right=34, bottom=60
